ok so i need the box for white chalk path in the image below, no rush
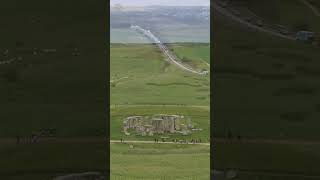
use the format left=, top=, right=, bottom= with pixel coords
left=110, top=76, right=129, bottom=83
left=0, top=57, right=17, bottom=65
left=53, top=172, right=103, bottom=180
left=131, top=25, right=209, bottom=75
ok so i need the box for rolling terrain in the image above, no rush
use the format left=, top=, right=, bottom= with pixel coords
left=110, top=42, right=210, bottom=179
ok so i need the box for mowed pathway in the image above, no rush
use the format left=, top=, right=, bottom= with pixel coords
left=1, top=137, right=320, bottom=146
left=110, top=140, right=210, bottom=146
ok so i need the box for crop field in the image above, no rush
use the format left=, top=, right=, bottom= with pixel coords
left=111, top=143, right=210, bottom=180
left=110, top=42, right=210, bottom=179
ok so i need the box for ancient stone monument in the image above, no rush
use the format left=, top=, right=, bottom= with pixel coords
left=123, top=114, right=195, bottom=136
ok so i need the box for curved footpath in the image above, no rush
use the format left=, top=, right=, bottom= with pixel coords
left=131, top=25, right=209, bottom=75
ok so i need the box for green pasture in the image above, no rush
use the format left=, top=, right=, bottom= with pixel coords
left=110, top=42, right=210, bottom=178
left=110, top=143, right=210, bottom=180
left=110, top=43, right=210, bottom=106
left=168, top=43, right=210, bottom=70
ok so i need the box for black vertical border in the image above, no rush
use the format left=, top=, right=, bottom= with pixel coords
left=210, top=0, right=215, bottom=179
left=106, top=0, right=111, bottom=178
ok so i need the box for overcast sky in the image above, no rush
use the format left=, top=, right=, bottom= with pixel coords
left=110, top=0, right=210, bottom=6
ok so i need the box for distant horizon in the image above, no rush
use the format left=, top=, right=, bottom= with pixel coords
left=110, top=0, right=210, bottom=7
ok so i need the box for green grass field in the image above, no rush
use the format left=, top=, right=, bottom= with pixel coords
left=111, top=143, right=210, bottom=180
left=168, top=43, right=210, bottom=71
left=110, top=43, right=210, bottom=106
left=110, top=42, right=210, bottom=179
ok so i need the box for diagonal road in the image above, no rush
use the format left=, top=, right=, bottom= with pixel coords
left=213, top=2, right=296, bottom=40
left=300, top=0, right=320, bottom=17
left=131, top=25, right=209, bottom=75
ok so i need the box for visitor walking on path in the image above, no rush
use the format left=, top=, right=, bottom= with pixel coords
left=16, top=136, right=20, bottom=144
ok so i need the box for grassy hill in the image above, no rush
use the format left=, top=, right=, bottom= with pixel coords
left=110, top=43, right=210, bottom=106
left=110, top=42, right=210, bottom=179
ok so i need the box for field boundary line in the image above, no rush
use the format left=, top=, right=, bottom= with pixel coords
left=110, top=140, right=210, bottom=146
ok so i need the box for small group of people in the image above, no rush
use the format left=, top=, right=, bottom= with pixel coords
left=118, top=137, right=205, bottom=144
left=16, top=134, right=39, bottom=144
left=190, top=138, right=202, bottom=144
left=170, top=138, right=202, bottom=144
left=227, top=131, right=242, bottom=141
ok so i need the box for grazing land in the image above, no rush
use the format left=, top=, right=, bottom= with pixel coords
left=111, top=143, right=210, bottom=180
left=110, top=42, right=210, bottom=179
left=110, top=43, right=210, bottom=106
